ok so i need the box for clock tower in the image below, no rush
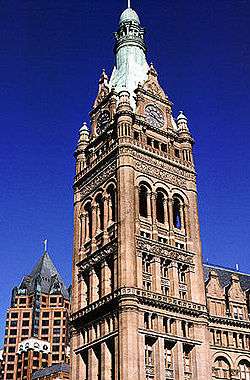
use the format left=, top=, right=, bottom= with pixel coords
left=71, top=6, right=212, bottom=380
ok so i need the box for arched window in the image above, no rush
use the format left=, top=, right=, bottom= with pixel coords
left=84, top=202, right=92, bottom=240
left=96, top=194, right=104, bottom=231
left=156, top=191, right=165, bottom=224
left=139, top=184, right=149, bottom=218
left=107, top=185, right=116, bottom=223
left=213, top=357, right=231, bottom=379
left=239, top=360, right=250, bottom=380
left=173, top=197, right=182, bottom=229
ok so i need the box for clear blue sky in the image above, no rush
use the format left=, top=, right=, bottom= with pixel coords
left=0, top=0, right=249, bottom=343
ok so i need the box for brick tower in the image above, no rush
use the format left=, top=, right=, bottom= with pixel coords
left=71, top=6, right=212, bottom=380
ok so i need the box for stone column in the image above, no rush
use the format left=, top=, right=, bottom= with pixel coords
left=151, top=192, right=158, bottom=239
left=90, top=269, right=99, bottom=303
left=118, top=301, right=140, bottom=380
left=91, top=204, right=97, bottom=251
left=137, top=252, right=143, bottom=288
left=103, top=194, right=109, bottom=244
left=101, top=342, right=112, bottom=380
left=169, top=262, right=179, bottom=298
left=163, top=198, right=169, bottom=229
left=88, top=348, right=99, bottom=380
left=173, top=342, right=184, bottom=380
left=101, top=261, right=112, bottom=296
left=152, top=256, right=161, bottom=293
left=135, top=185, right=140, bottom=234
left=168, top=198, right=175, bottom=244
left=155, top=337, right=165, bottom=380
left=138, top=333, right=146, bottom=379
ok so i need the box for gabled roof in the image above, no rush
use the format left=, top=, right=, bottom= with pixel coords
left=32, top=363, right=70, bottom=379
left=19, top=252, right=69, bottom=300
left=203, top=263, right=250, bottom=292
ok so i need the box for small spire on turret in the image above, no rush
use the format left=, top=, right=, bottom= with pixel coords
left=177, top=111, right=189, bottom=132
left=78, top=122, right=90, bottom=145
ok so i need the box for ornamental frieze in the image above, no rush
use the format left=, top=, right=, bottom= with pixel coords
left=135, top=160, right=188, bottom=189
left=133, top=150, right=196, bottom=181
left=79, top=160, right=117, bottom=199
left=78, top=242, right=118, bottom=273
left=136, top=237, right=194, bottom=265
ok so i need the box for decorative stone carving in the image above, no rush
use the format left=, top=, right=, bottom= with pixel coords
left=80, top=160, right=117, bottom=198
left=135, top=160, right=188, bottom=188
left=93, top=69, right=110, bottom=108
left=227, top=274, right=246, bottom=302
left=206, top=270, right=224, bottom=299
left=133, top=151, right=196, bottom=180
left=136, top=237, right=194, bottom=265
left=142, top=64, right=167, bottom=101
left=78, top=242, right=118, bottom=273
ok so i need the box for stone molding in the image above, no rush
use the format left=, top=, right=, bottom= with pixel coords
left=209, top=315, right=250, bottom=329
left=136, top=236, right=194, bottom=266
left=79, top=160, right=117, bottom=199
left=70, top=286, right=207, bottom=323
left=77, top=241, right=118, bottom=273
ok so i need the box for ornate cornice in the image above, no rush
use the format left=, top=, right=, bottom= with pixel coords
left=136, top=236, right=194, bottom=266
left=208, top=315, right=250, bottom=329
left=70, top=286, right=207, bottom=323
left=77, top=241, right=118, bottom=273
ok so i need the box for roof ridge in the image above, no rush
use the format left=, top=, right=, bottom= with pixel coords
left=204, top=263, right=250, bottom=278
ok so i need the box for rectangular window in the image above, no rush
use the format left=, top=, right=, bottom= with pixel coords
left=145, top=337, right=155, bottom=367
left=164, top=341, right=174, bottom=369
left=42, top=320, right=49, bottom=326
left=23, top=312, right=30, bottom=318
left=53, top=319, right=61, bottom=326
left=42, top=312, right=49, bottom=318
left=52, top=345, right=60, bottom=352
left=183, top=345, right=192, bottom=374
left=22, top=320, right=29, bottom=326
left=41, top=328, right=49, bottom=335
left=11, top=313, right=18, bottom=319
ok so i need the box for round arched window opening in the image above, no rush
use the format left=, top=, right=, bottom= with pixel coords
left=139, top=185, right=149, bottom=218
left=173, top=197, right=182, bottom=229
left=156, top=191, right=165, bottom=224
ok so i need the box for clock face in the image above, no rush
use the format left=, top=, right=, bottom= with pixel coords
left=96, top=110, right=110, bottom=134
left=145, top=105, right=164, bottom=128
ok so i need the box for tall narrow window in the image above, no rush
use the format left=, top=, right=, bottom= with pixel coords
left=142, top=253, right=152, bottom=274
left=173, top=197, right=182, bottom=229
left=139, top=185, right=149, bottom=218
left=85, top=202, right=92, bottom=239
left=96, top=194, right=104, bottom=231
left=164, top=341, right=174, bottom=370
left=145, top=337, right=155, bottom=367
left=183, top=345, right=192, bottom=375
left=156, top=191, right=165, bottom=223
left=107, top=185, right=116, bottom=223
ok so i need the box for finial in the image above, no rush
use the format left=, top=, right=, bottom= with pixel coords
left=43, top=239, right=48, bottom=253
left=128, top=0, right=131, bottom=8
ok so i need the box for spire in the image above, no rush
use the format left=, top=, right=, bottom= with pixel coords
left=109, top=6, right=149, bottom=104
left=19, top=249, right=70, bottom=300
